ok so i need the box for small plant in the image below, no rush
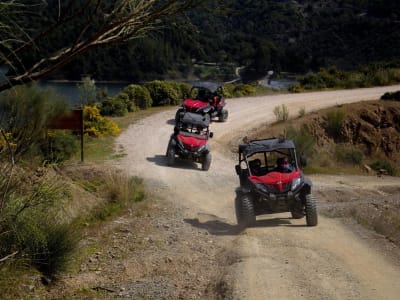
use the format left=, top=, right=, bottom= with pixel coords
left=298, top=106, right=306, bottom=117
left=326, top=109, right=345, bottom=139
left=286, top=125, right=315, bottom=157
left=335, top=145, right=364, bottom=165
left=77, top=76, right=97, bottom=106
left=273, top=104, right=289, bottom=122
left=370, top=159, right=396, bottom=176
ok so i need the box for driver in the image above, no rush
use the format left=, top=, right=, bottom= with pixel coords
left=275, top=157, right=294, bottom=173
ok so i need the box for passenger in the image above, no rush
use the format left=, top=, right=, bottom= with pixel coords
left=249, top=159, right=263, bottom=176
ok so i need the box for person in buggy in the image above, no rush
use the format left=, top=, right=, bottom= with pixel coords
left=274, top=156, right=294, bottom=173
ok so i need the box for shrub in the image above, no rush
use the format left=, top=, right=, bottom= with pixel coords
left=82, top=170, right=145, bottom=222
left=381, top=91, right=400, bottom=101
left=273, top=104, right=289, bottom=122
left=40, top=131, right=79, bottom=164
left=98, top=97, right=128, bottom=117
left=144, top=80, right=180, bottom=106
left=77, top=76, right=96, bottom=106
left=335, top=145, right=364, bottom=165
left=122, top=84, right=152, bottom=109
left=83, top=105, right=121, bottom=137
left=326, top=109, right=345, bottom=139
left=298, top=72, right=327, bottom=90
left=286, top=125, right=315, bottom=157
left=0, top=84, right=68, bottom=158
left=370, top=160, right=396, bottom=176
left=222, top=83, right=256, bottom=97
left=298, top=106, right=306, bottom=118
left=0, top=167, right=78, bottom=277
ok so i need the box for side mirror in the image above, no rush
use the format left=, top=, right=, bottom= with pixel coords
left=299, top=155, right=307, bottom=167
left=235, top=165, right=241, bottom=175
left=209, top=132, right=214, bottom=138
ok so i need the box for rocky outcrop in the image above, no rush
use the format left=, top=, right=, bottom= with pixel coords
left=341, top=102, right=400, bottom=158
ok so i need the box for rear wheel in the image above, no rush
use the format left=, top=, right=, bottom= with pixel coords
left=202, top=153, right=212, bottom=171
left=235, top=194, right=256, bottom=228
left=219, top=109, right=228, bottom=122
left=167, top=146, right=175, bottom=166
left=305, top=193, right=318, bottom=226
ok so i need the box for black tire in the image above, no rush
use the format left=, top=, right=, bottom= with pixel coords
left=175, top=108, right=183, bottom=125
left=218, top=109, right=228, bottom=122
left=235, top=194, right=256, bottom=228
left=305, top=193, right=318, bottom=226
left=167, top=146, right=175, bottom=166
left=290, top=210, right=304, bottom=219
left=202, top=153, right=212, bottom=171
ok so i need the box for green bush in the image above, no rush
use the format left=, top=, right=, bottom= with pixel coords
left=98, top=97, right=128, bottom=117
left=144, top=80, right=180, bottom=106
left=222, top=83, right=256, bottom=97
left=123, top=84, right=153, bottom=109
left=0, top=84, right=68, bottom=158
left=335, top=145, right=364, bottom=165
left=370, top=160, right=396, bottom=176
left=0, top=167, right=78, bottom=278
left=41, top=131, right=79, bottom=164
left=286, top=125, right=315, bottom=157
left=381, top=91, right=400, bottom=101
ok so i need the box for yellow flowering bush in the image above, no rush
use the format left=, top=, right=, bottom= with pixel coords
left=83, top=106, right=121, bottom=137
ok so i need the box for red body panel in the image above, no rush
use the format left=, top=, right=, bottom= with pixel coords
left=249, top=170, right=301, bottom=191
left=177, top=134, right=207, bottom=150
left=183, top=99, right=209, bottom=111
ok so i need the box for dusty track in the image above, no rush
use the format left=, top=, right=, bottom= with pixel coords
left=115, top=85, right=400, bottom=299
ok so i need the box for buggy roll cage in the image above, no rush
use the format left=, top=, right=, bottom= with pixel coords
left=236, top=138, right=302, bottom=176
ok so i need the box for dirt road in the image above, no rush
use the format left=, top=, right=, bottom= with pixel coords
left=115, top=85, right=400, bottom=299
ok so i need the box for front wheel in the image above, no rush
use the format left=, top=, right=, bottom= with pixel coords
left=166, top=146, right=175, bottom=166
left=305, top=193, right=318, bottom=226
left=218, top=109, right=228, bottom=122
left=175, top=108, right=183, bottom=125
left=235, top=194, right=256, bottom=228
left=202, top=153, right=212, bottom=171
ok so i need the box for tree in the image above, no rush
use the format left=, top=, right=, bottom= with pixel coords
left=0, top=0, right=202, bottom=92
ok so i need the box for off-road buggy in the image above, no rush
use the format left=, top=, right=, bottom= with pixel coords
left=175, top=83, right=228, bottom=125
left=234, top=138, right=318, bottom=227
left=166, top=112, right=213, bottom=171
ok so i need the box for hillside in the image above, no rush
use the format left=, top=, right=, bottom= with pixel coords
left=9, top=1, right=400, bottom=82
left=250, top=99, right=400, bottom=174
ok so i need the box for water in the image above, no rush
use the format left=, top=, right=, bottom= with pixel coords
left=38, top=81, right=128, bottom=107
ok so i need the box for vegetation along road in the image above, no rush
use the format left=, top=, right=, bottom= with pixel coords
left=112, top=85, right=400, bottom=299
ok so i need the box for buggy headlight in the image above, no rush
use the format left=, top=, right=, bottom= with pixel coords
left=291, top=177, right=301, bottom=191
left=197, top=145, right=206, bottom=153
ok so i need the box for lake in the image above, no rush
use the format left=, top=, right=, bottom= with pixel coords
left=39, top=81, right=129, bottom=108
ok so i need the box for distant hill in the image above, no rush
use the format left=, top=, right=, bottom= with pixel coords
left=46, top=1, right=400, bottom=82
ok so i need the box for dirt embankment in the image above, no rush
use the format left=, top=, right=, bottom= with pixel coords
left=46, top=85, right=400, bottom=300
